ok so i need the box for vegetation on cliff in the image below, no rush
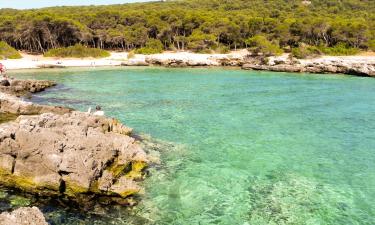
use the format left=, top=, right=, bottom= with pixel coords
left=0, top=0, right=374, bottom=55
left=0, top=41, right=22, bottom=59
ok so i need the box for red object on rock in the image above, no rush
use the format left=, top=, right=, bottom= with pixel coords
left=0, top=63, right=4, bottom=73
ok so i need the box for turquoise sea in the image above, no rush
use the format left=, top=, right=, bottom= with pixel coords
left=3, top=67, right=375, bottom=224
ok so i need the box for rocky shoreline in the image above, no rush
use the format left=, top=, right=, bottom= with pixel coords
left=242, top=55, right=375, bottom=77
left=0, top=79, right=154, bottom=223
left=2, top=51, right=374, bottom=77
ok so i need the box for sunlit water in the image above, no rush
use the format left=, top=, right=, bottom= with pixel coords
left=3, top=67, right=375, bottom=224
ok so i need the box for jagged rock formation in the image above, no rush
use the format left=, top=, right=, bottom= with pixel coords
left=0, top=79, right=56, bottom=96
left=0, top=79, right=150, bottom=207
left=0, top=207, right=48, bottom=225
left=0, top=112, right=147, bottom=206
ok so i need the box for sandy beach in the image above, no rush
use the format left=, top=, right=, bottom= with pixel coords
left=1, top=50, right=374, bottom=77
left=0, top=50, right=248, bottom=70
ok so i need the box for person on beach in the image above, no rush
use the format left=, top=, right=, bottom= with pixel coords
left=0, top=63, right=5, bottom=75
left=87, top=105, right=105, bottom=116
left=94, top=105, right=105, bottom=116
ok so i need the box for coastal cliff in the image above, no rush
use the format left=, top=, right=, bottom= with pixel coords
left=0, top=79, right=150, bottom=208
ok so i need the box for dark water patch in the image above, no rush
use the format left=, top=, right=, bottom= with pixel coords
left=28, top=84, right=92, bottom=107
left=30, top=96, right=93, bottom=106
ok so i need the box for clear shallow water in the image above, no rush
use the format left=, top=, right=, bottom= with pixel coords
left=6, top=67, right=375, bottom=224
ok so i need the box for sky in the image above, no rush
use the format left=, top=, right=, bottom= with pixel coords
left=0, top=0, right=154, bottom=9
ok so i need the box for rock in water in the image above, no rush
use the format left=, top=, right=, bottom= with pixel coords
left=0, top=79, right=56, bottom=96
left=0, top=111, right=148, bottom=206
left=0, top=207, right=48, bottom=225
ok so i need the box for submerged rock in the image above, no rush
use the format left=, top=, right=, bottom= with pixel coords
left=0, top=95, right=73, bottom=115
left=0, top=207, right=48, bottom=225
left=0, top=111, right=148, bottom=206
left=0, top=80, right=70, bottom=115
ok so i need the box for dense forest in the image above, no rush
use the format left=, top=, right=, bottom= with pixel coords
left=0, top=0, right=374, bottom=54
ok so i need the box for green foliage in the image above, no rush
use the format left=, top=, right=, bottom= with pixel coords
left=9, top=196, right=31, bottom=207
left=214, top=45, right=231, bottom=54
left=134, top=39, right=163, bottom=55
left=368, top=40, right=375, bottom=51
left=292, top=45, right=321, bottom=59
left=246, top=35, right=283, bottom=56
left=0, top=41, right=22, bottom=59
left=44, top=44, right=110, bottom=58
left=0, top=0, right=374, bottom=54
left=318, top=43, right=360, bottom=56
left=0, top=190, right=7, bottom=199
left=187, top=30, right=217, bottom=52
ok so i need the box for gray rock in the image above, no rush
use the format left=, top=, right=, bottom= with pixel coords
left=0, top=207, right=48, bottom=225
left=0, top=112, right=147, bottom=205
left=0, top=97, right=73, bottom=115
left=0, top=79, right=56, bottom=96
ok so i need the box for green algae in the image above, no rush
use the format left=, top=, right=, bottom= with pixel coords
left=9, top=196, right=31, bottom=207
left=0, top=169, right=59, bottom=196
left=0, top=190, right=7, bottom=199
left=63, top=179, right=90, bottom=197
left=125, top=161, right=147, bottom=180
left=116, top=188, right=139, bottom=198
left=0, top=113, right=18, bottom=124
left=106, top=159, right=130, bottom=178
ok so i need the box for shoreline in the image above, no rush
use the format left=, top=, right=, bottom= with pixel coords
left=1, top=51, right=374, bottom=77
left=0, top=79, right=153, bottom=211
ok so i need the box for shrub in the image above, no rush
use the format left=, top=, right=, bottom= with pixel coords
left=292, top=44, right=321, bottom=59
left=44, top=44, right=110, bottom=58
left=317, top=43, right=359, bottom=56
left=215, top=45, right=231, bottom=54
left=135, top=39, right=164, bottom=55
left=368, top=40, right=375, bottom=51
left=0, top=41, right=22, bottom=59
left=246, top=35, right=283, bottom=56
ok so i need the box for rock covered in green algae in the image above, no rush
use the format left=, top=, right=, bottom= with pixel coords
left=9, top=196, right=31, bottom=207
left=0, top=207, right=48, bottom=225
left=0, top=111, right=149, bottom=206
left=0, top=113, right=18, bottom=124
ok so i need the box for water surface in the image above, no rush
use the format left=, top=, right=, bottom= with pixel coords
left=6, top=67, right=375, bottom=224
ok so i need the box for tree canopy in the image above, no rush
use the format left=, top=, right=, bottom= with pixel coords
left=0, top=0, right=374, bottom=54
